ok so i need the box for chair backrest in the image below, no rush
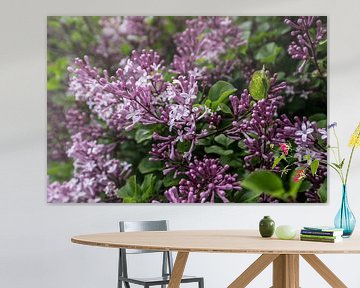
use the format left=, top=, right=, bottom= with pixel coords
left=119, top=220, right=169, bottom=254
left=118, top=220, right=173, bottom=281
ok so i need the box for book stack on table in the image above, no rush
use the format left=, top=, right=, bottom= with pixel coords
left=300, top=227, right=344, bottom=243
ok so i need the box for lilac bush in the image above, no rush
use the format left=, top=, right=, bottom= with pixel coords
left=47, top=16, right=327, bottom=203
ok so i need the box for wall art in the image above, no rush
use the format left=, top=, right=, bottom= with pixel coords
left=47, top=16, right=327, bottom=203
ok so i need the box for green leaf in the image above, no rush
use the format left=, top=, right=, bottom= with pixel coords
left=249, top=69, right=269, bottom=101
left=218, top=103, right=233, bottom=115
left=47, top=161, right=74, bottom=182
left=204, top=145, right=234, bottom=156
left=118, top=174, right=157, bottom=203
left=298, top=180, right=312, bottom=193
left=304, top=154, right=311, bottom=164
left=311, top=159, right=320, bottom=176
left=138, top=158, right=163, bottom=174
left=214, top=134, right=235, bottom=148
left=317, top=120, right=327, bottom=128
left=255, top=42, right=282, bottom=64
left=118, top=175, right=139, bottom=203
left=163, top=174, right=181, bottom=187
left=135, top=128, right=154, bottom=143
left=140, top=174, right=157, bottom=199
left=242, top=170, right=285, bottom=198
left=176, top=141, right=191, bottom=153
left=197, top=137, right=212, bottom=146
left=208, top=81, right=237, bottom=109
left=235, top=191, right=262, bottom=203
left=272, top=155, right=285, bottom=169
left=220, top=155, right=244, bottom=168
left=309, top=113, right=327, bottom=122
left=318, top=181, right=327, bottom=203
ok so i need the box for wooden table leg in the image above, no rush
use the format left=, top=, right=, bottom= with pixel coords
left=273, top=254, right=299, bottom=288
left=168, top=252, right=189, bottom=288
left=301, top=254, right=347, bottom=288
left=228, top=254, right=279, bottom=288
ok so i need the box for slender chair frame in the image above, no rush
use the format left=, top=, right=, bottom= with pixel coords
left=118, top=220, right=204, bottom=288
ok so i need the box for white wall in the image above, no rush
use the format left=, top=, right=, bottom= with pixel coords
left=1, top=0, right=360, bottom=287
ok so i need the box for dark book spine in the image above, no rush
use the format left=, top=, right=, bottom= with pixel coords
left=300, top=237, right=336, bottom=243
left=300, top=230, right=335, bottom=236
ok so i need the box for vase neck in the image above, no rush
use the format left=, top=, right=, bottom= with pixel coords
left=342, top=185, right=348, bottom=203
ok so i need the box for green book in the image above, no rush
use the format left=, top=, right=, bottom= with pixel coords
left=300, top=236, right=342, bottom=243
left=300, top=234, right=339, bottom=240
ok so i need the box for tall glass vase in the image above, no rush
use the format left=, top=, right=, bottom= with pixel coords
left=334, top=185, right=356, bottom=237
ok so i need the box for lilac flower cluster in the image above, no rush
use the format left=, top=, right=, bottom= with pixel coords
left=47, top=133, right=131, bottom=203
left=68, top=51, right=166, bottom=131
left=165, top=157, right=241, bottom=203
left=69, top=50, right=211, bottom=163
left=96, top=17, right=159, bottom=63
left=65, top=107, right=104, bottom=140
left=227, top=74, right=287, bottom=169
left=172, top=17, right=246, bottom=83
left=285, top=17, right=327, bottom=73
left=276, top=116, right=327, bottom=202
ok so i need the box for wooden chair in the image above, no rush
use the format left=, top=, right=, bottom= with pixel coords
left=118, top=220, right=204, bottom=288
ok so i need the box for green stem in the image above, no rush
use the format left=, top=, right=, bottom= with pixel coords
left=333, top=128, right=343, bottom=165
left=345, top=145, right=356, bottom=186
left=320, top=160, right=344, bottom=184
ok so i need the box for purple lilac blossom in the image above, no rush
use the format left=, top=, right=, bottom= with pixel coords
left=47, top=133, right=131, bottom=203
left=284, top=17, right=327, bottom=73
left=65, top=107, right=104, bottom=140
left=96, top=17, right=159, bottom=63
left=68, top=51, right=167, bottom=131
left=172, top=16, right=246, bottom=83
left=227, top=73, right=287, bottom=169
left=69, top=50, right=210, bottom=164
left=165, top=157, right=241, bottom=203
left=276, top=115, right=327, bottom=202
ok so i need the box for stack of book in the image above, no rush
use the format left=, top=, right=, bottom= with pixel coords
left=300, top=226, right=344, bottom=243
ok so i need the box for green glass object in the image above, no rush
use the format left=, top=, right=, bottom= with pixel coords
left=275, top=225, right=297, bottom=240
left=259, top=216, right=275, bottom=238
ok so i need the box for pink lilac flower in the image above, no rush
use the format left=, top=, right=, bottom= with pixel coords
left=294, top=168, right=306, bottom=182
left=279, top=143, right=290, bottom=155
left=172, top=16, right=246, bottom=83
left=164, top=157, right=241, bottom=203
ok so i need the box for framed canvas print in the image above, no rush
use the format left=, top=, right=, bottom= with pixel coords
left=47, top=16, right=327, bottom=203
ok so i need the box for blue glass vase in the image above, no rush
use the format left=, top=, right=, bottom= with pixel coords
left=334, top=185, right=356, bottom=237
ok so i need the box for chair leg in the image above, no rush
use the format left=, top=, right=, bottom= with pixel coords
left=199, top=278, right=204, bottom=288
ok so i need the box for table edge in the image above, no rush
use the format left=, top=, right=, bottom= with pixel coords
left=71, top=236, right=360, bottom=255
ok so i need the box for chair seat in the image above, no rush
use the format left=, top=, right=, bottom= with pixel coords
left=119, top=274, right=202, bottom=285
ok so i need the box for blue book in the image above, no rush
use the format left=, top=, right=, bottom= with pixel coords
left=302, top=226, right=343, bottom=237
